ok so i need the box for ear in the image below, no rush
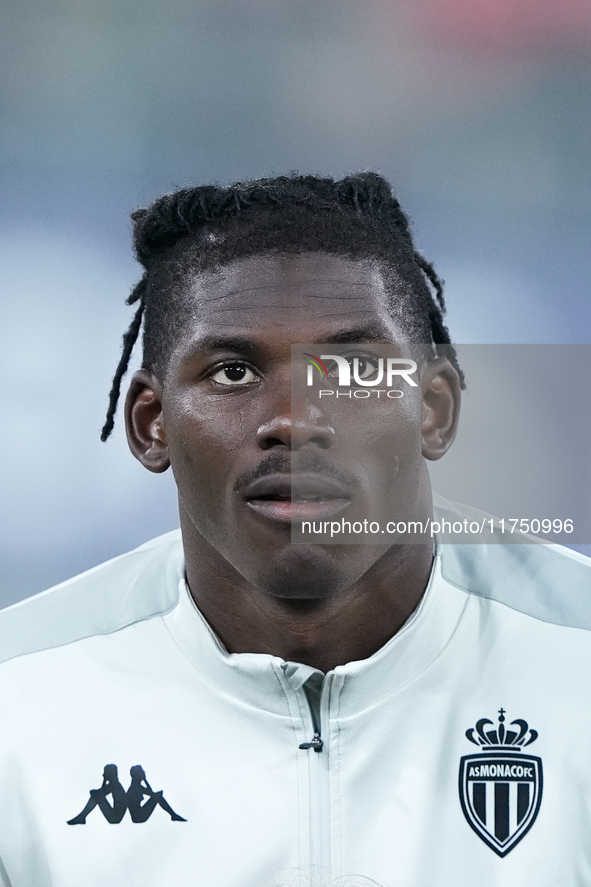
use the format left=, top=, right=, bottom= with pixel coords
left=124, top=369, right=170, bottom=473
left=421, top=357, right=461, bottom=461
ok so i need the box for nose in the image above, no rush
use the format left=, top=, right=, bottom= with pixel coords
left=256, top=394, right=336, bottom=451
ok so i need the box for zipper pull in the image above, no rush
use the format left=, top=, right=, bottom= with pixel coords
left=299, top=732, right=324, bottom=753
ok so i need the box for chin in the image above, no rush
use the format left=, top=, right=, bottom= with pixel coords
left=257, top=545, right=343, bottom=601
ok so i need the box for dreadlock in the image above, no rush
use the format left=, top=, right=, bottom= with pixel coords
left=101, top=172, right=464, bottom=441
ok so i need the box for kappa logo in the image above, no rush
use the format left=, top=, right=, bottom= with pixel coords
left=67, top=764, right=186, bottom=824
left=458, top=709, right=542, bottom=857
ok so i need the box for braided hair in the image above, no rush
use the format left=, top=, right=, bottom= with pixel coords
left=101, top=172, right=463, bottom=440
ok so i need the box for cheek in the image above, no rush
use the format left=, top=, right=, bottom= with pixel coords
left=163, top=397, right=255, bottom=502
left=329, top=393, right=423, bottom=456
left=331, top=396, right=424, bottom=503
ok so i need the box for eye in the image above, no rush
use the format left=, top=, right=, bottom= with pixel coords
left=328, top=354, right=383, bottom=382
left=325, top=355, right=381, bottom=381
left=210, top=362, right=259, bottom=386
left=352, top=356, right=380, bottom=381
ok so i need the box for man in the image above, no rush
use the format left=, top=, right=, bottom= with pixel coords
left=0, top=173, right=590, bottom=886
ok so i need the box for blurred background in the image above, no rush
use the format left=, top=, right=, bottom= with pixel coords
left=2, top=0, right=591, bottom=606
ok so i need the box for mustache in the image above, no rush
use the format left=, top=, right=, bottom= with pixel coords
left=234, top=452, right=357, bottom=495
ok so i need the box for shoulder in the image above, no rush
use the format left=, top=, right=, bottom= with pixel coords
left=435, top=497, right=591, bottom=631
left=0, top=531, right=184, bottom=665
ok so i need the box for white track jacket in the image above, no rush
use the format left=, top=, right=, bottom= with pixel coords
left=1, top=523, right=591, bottom=886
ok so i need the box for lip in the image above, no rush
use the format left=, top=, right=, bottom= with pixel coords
left=242, top=473, right=352, bottom=525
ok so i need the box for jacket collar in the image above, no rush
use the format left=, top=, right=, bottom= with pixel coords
left=162, top=554, right=467, bottom=713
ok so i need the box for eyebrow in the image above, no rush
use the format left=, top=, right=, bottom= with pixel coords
left=313, top=325, right=391, bottom=344
left=189, top=335, right=260, bottom=354
left=186, top=325, right=393, bottom=358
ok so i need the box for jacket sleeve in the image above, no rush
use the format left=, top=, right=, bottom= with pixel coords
left=0, top=856, right=13, bottom=887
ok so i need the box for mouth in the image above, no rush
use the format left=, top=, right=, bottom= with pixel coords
left=242, top=474, right=352, bottom=524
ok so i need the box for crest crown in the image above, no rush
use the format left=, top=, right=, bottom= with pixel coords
left=466, top=708, right=538, bottom=749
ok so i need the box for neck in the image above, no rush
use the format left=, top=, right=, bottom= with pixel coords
left=182, top=524, right=434, bottom=673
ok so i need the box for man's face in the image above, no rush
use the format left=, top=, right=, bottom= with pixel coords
left=132, top=252, right=453, bottom=600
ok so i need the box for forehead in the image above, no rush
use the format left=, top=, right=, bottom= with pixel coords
left=173, top=252, right=411, bottom=351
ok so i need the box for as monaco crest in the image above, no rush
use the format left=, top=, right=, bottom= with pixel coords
left=459, top=709, right=543, bottom=857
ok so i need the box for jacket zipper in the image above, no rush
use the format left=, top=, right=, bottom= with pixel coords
left=298, top=672, right=331, bottom=875
left=298, top=733, right=323, bottom=752
left=299, top=674, right=324, bottom=751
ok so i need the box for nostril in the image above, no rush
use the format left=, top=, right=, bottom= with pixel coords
left=258, top=434, right=287, bottom=450
left=256, top=416, right=292, bottom=450
left=256, top=419, right=336, bottom=451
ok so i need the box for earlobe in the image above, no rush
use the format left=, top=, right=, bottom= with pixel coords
left=421, top=359, right=461, bottom=461
left=124, top=370, right=171, bottom=473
